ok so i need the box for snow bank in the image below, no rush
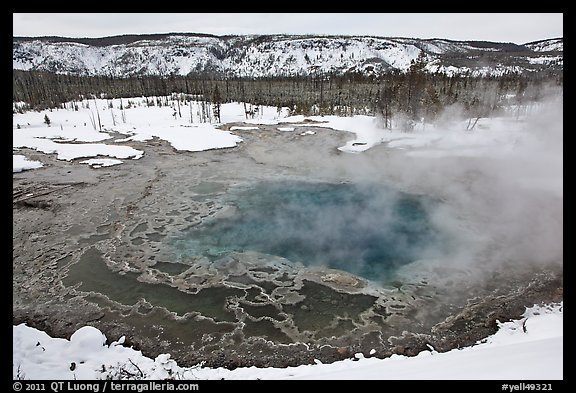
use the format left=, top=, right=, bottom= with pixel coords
left=282, top=303, right=563, bottom=380
left=79, top=158, right=124, bottom=168
left=9, top=98, right=294, bottom=166
left=13, top=99, right=290, bottom=160
left=13, top=154, right=43, bottom=173
left=289, top=114, right=527, bottom=155
left=113, top=124, right=243, bottom=152
left=13, top=123, right=143, bottom=162
left=229, top=126, right=260, bottom=131
left=13, top=302, right=562, bottom=380
left=13, top=97, right=534, bottom=166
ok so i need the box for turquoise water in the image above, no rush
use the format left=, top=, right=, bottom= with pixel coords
left=173, top=181, right=447, bottom=282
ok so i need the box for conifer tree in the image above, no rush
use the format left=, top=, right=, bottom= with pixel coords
left=212, top=85, right=222, bottom=123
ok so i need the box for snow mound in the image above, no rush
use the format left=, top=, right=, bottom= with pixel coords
left=69, top=326, right=106, bottom=352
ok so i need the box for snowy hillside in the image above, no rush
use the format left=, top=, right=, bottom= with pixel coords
left=13, top=34, right=563, bottom=78
left=525, top=38, right=564, bottom=52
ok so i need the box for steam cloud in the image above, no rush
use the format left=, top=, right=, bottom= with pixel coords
left=179, top=90, right=562, bottom=287
left=335, top=91, right=563, bottom=282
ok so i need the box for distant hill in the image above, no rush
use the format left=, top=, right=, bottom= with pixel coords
left=13, top=33, right=563, bottom=78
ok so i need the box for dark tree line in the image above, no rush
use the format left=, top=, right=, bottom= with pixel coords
left=13, top=65, right=562, bottom=127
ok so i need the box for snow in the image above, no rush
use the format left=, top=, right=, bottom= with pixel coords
left=229, top=126, right=260, bottom=131
left=114, top=123, right=242, bottom=152
left=79, top=158, right=124, bottom=168
left=69, top=326, right=107, bottom=352
left=16, top=35, right=560, bottom=78
left=13, top=107, right=144, bottom=163
left=268, top=114, right=531, bottom=157
left=13, top=154, right=43, bottom=173
left=299, top=115, right=384, bottom=152
left=280, top=304, right=563, bottom=380
left=525, top=39, right=563, bottom=53
left=13, top=97, right=556, bottom=173
left=13, top=98, right=291, bottom=168
left=34, top=141, right=143, bottom=162
left=528, top=56, right=563, bottom=65
left=12, top=123, right=111, bottom=143
left=12, top=302, right=562, bottom=380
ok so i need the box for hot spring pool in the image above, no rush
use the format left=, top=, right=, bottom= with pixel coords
left=172, top=181, right=449, bottom=283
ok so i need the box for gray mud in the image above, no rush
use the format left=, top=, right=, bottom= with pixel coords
left=13, top=123, right=562, bottom=368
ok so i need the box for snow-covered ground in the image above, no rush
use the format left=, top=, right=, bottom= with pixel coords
left=13, top=98, right=277, bottom=172
left=12, top=98, right=294, bottom=172
left=13, top=154, right=43, bottom=172
left=13, top=96, right=556, bottom=172
left=13, top=302, right=562, bottom=380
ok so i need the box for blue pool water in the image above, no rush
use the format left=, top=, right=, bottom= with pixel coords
left=173, top=181, right=447, bottom=282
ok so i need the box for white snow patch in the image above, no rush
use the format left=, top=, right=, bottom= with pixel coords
left=79, top=158, right=124, bottom=168
left=528, top=56, right=562, bottom=65
left=229, top=126, right=260, bottom=131
left=13, top=155, right=43, bottom=173
left=22, top=140, right=144, bottom=161
left=116, top=124, right=243, bottom=152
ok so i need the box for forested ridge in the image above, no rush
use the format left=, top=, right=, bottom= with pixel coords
left=13, top=53, right=562, bottom=130
left=14, top=32, right=563, bottom=128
